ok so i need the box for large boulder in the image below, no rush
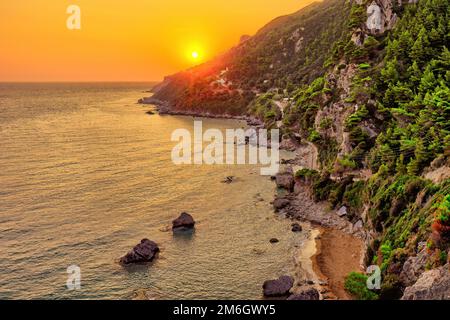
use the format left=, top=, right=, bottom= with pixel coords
left=337, top=206, right=347, bottom=217
left=399, top=243, right=430, bottom=287
left=263, top=276, right=294, bottom=297
left=287, top=288, right=320, bottom=300
left=273, top=198, right=290, bottom=211
left=275, top=173, right=295, bottom=192
left=401, top=264, right=450, bottom=300
left=172, top=212, right=196, bottom=231
left=120, top=239, right=159, bottom=265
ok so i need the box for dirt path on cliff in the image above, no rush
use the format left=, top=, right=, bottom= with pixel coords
left=313, top=228, right=365, bottom=300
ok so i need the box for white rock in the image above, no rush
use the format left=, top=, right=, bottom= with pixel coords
left=337, top=206, right=347, bottom=217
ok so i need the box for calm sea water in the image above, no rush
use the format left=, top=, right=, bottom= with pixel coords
left=0, top=83, right=310, bottom=300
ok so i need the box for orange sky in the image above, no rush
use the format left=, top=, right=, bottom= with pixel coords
left=0, top=0, right=316, bottom=82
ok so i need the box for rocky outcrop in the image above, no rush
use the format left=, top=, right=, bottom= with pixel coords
left=337, top=206, right=348, bottom=217
left=423, top=156, right=450, bottom=184
left=273, top=197, right=290, bottom=211
left=280, top=137, right=299, bottom=151
left=172, top=212, right=196, bottom=231
left=366, top=0, right=398, bottom=35
left=401, top=264, right=450, bottom=300
left=120, top=239, right=160, bottom=265
left=287, top=288, right=320, bottom=300
left=399, top=242, right=430, bottom=287
left=275, top=172, right=295, bottom=191
left=263, top=276, right=294, bottom=297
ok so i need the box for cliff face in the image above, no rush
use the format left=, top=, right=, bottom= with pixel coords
left=282, top=0, right=449, bottom=299
left=145, top=0, right=450, bottom=299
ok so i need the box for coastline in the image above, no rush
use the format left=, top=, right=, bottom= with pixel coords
left=140, top=97, right=367, bottom=300
left=139, top=96, right=264, bottom=127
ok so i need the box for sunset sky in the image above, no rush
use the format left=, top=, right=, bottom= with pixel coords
left=0, top=0, right=316, bottom=82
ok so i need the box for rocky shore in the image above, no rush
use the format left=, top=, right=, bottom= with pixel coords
left=138, top=96, right=264, bottom=127
left=271, top=163, right=367, bottom=300
left=138, top=97, right=368, bottom=300
left=265, top=125, right=378, bottom=300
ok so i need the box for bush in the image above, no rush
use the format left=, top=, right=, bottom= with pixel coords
left=359, top=63, right=371, bottom=70
left=344, top=272, right=379, bottom=300
left=348, top=5, right=366, bottom=29
left=338, top=157, right=358, bottom=170
left=295, top=168, right=319, bottom=179
left=343, top=181, right=365, bottom=209
left=345, top=105, right=369, bottom=130
left=309, top=130, right=322, bottom=142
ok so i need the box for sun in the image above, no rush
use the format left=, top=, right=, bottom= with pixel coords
left=191, top=51, right=199, bottom=60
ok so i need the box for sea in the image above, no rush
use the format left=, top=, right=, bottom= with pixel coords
left=0, top=82, right=313, bottom=299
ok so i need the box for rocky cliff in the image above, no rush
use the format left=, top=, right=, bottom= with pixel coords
left=142, top=0, right=450, bottom=299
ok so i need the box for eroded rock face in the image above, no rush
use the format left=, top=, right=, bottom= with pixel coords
left=401, top=264, right=450, bottom=300
left=399, top=243, right=430, bottom=287
left=120, top=239, right=160, bottom=265
left=263, top=276, right=294, bottom=297
left=280, top=137, right=298, bottom=151
left=366, top=0, right=399, bottom=35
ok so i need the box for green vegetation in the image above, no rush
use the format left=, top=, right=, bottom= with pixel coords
left=295, top=168, right=319, bottom=179
left=344, top=272, right=379, bottom=300
left=297, top=1, right=449, bottom=298
left=371, top=0, right=450, bottom=176
left=151, top=0, right=449, bottom=300
left=152, top=0, right=352, bottom=116
left=248, top=92, right=281, bottom=125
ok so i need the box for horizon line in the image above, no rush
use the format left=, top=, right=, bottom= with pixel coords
left=0, top=80, right=161, bottom=84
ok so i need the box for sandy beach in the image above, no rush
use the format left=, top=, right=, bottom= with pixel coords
left=312, top=228, right=365, bottom=300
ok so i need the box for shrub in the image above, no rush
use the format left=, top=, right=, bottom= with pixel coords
left=309, top=130, right=322, bottom=142
left=295, top=168, right=319, bottom=179
left=338, top=157, right=358, bottom=170
left=345, top=105, right=370, bottom=130
left=348, top=5, right=366, bottom=29
left=344, top=272, right=379, bottom=300
left=359, top=63, right=371, bottom=70
left=343, top=181, right=365, bottom=209
left=320, top=117, right=333, bottom=130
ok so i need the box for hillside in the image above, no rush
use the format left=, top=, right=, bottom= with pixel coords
left=145, top=0, right=352, bottom=116
left=142, top=0, right=450, bottom=299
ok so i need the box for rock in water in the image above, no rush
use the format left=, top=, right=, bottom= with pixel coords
left=287, top=288, right=320, bottom=300
left=263, top=276, right=294, bottom=297
left=172, top=212, right=196, bottom=231
left=291, top=223, right=302, bottom=232
left=120, top=239, right=159, bottom=265
left=221, top=176, right=235, bottom=184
